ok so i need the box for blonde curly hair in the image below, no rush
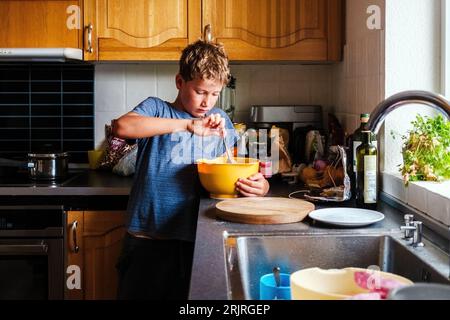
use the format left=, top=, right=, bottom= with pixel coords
left=179, top=40, right=230, bottom=85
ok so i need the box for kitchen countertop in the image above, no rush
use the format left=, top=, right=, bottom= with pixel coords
left=0, top=170, right=133, bottom=209
left=0, top=170, right=134, bottom=196
left=188, top=178, right=449, bottom=300
left=1, top=170, right=447, bottom=298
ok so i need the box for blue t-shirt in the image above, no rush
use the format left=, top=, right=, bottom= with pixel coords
left=126, top=97, right=238, bottom=241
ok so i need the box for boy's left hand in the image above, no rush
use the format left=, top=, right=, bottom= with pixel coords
left=235, top=173, right=270, bottom=197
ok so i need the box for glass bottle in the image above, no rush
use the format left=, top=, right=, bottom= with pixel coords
left=219, top=76, right=236, bottom=121
left=233, top=123, right=247, bottom=157
left=350, top=114, right=377, bottom=195
left=356, top=130, right=378, bottom=209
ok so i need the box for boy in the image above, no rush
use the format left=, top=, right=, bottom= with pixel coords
left=113, top=40, right=269, bottom=300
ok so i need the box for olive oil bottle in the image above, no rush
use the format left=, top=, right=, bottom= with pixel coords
left=356, top=130, right=378, bottom=209
left=349, top=114, right=377, bottom=196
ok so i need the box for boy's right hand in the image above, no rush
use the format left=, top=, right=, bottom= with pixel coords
left=187, top=113, right=226, bottom=137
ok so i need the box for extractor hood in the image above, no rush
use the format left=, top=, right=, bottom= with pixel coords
left=0, top=48, right=83, bottom=62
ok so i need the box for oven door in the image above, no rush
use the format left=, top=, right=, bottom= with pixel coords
left=0, top=238, right=64, bottom=300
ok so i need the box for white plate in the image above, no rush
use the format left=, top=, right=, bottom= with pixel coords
left=308, top=208, right=385, bottom=227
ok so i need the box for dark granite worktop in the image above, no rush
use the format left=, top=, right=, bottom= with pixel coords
left=188, top=178, right=450, bottom=300
left=0, top=170, right=134, bottom=196
left=0, top=170, right=132, bottom=209
left=0, top=171, right=447, bottom=298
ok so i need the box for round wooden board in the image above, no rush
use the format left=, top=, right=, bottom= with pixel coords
left=215, top=197, right=315, bottom=224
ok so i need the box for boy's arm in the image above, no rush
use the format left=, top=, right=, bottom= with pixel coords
left=113, top=112, right=226, bottom=139
left=112, top=112, right=190, bottom=139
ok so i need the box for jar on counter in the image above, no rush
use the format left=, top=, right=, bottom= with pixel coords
left=233, top=123, right=247, bottom=157
left=259, top=157, right=272, bottom=178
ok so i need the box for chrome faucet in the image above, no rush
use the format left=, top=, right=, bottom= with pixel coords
left=367, top=90, right=450, bottom=248
left=367, top=90, right=450, bottom=134
left=402, top=214, right=415, bottom=239
left=400, top=220, right=425, bottom=247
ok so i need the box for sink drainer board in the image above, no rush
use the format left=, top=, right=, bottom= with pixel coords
left=224, top=233, right=450, bottom=300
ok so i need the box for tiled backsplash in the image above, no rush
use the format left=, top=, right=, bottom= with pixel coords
left=94, top=64, right=333, bottom=148
left=331, top=0, right=385, bottom=136
left=0, top=63, right=94, bottom=163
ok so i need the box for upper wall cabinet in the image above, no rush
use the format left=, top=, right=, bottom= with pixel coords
left=83, top=0, right=342, bottom=61
left=202, top=0, right=343, bottom=61
left=0, top=0, right=83, bottom=48
left=83, top=0, right=201, bottom=60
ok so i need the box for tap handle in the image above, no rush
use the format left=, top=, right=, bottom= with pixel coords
left=412, top=221, right=424, bottom=247
left=404, top=214, right=414, bottom=224
left=402, top=214, right=415, bottom=239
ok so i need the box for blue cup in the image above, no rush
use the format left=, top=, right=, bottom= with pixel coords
left=259, top=273, right=291, bottom=300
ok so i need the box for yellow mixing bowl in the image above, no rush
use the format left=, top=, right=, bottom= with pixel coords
left=196, top=157, right=259, bottom=199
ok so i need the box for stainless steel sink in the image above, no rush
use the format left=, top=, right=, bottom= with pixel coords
left=223, top=231, right=450, bottom=299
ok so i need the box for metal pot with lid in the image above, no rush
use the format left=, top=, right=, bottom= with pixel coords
left=27, top=152, right=69, bottom=180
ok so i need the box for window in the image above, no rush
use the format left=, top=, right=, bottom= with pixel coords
left=383, top=0, right=449, bottom=227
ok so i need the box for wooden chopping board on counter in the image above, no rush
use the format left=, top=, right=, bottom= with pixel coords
left=215, top=197, right=315, bottom=224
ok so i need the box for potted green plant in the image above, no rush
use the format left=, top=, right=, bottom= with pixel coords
left=394, top=115, right=450, bottom=185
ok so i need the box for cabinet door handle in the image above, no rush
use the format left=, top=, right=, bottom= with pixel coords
left=71, top=220, right=80, bottom=253
left=85, top=23, right=94, bottom=53
left=203, top=24, right=212, bottom=43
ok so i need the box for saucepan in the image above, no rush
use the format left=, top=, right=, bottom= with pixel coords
left=27, top=152, right=69, bottom=180
left=0, top=152, right=70, bottom=180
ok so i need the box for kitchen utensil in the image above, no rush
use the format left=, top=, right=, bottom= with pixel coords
left=223, top=137, right=236, bottom=164
left=388, top=283, right=450, bottom=300
left=215, top=197, right=315, bottom=224
left=290, top=267, right=413, bottom=300
left=28, top=152, right=69, bottom=180
left=308, top=207, right=385, bottom=227
left=260, top=272, right=291, bottom=300
left=273, top=267, right=281, bottom=287
left=197, top=157, right=259, bottom=199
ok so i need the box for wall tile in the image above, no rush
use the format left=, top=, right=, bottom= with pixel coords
left=95, top=64, right=126, bottom=112
left=366, top=75, right=381, bottom=112
left=249, top=65, right=280, bottom=84
left=94, top=110, right=126, bottom=148
left=367, top=32, right=381, bottom=77
left=230, top=65, right=251, bottom=83
left=310, top=81, right=331, bottom=107
left=125, top=64, right=156, bottom=111
left=279, top=65, right=313, bottom=82
left=249, top=81, right=280, bottom=105
left=155, top=64, right=178, bottom=101
left=355, top=77, right=367, bottom=114
left=279, top=81, right=310, bottom=105
left=235, top=81, right=251, bottom=113
left=354, top=40, right=363, bottom=78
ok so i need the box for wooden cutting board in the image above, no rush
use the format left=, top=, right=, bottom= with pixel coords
left=215, top=197, right=315, bottom=224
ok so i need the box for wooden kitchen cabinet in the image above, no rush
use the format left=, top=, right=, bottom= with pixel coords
left=202, top=0, right=343, bottom=61
left=83, top=0, right=342, bottom=62
left=83, top=0, right=201, bottom=60
left=66, top=210, right=127, bottom=300
left=0, top=0, right=83, bottom=48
